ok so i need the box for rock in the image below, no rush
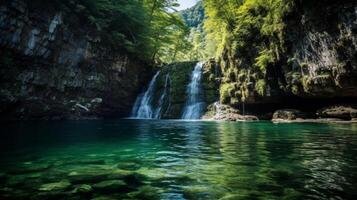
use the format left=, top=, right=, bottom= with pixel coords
left=91, top=98, right=103, bottom=104
left=272, top=109, right=307, bottom=121
left=183, top=185, right=226, bottom=200
left=91, top=196, right=118, bottom=200
left=92, top=180, right=128, bottom=193
left=74, top=184, right=93, bottom=194
left=317, top=105, right=357, bottom=120
left=10, top=163, right=51, bottom=174
left=219, top=194, right=242, bottom=200
left=109, top=169, right=134, bottom=179
left=236, top=115, right=259, bottom=121
left=0, top=0, right=149, bottom=120
left=39, top=180, right=71, bottom=191
left=66, top=159, right=106, bottom=165
left=67, top=167, right=113, bottom=184
left=127, top=185, right=160, bottom=200
left=116, top=162, right=141, bottom=170
left=136, top=167, right=167, bottom=181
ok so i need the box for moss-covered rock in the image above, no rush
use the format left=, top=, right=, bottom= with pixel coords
left=317, top=105, right=357, bottom=120
left=38, top=180, right=71, bottom=191
left=92, top=180, right=128, bottom=193
left=151, top=62, right=197, bottom=119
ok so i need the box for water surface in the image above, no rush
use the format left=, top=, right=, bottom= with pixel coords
left=0, top=120, right=357, bottom=200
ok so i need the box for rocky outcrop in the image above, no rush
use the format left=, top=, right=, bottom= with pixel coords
left=272, top=109, right=309, bottom=121
left=317, top=105, right=357, bottom=120
left=0, top=0, right=150, bottom=120
left=152, top=62, right=196, bottom=119
left=202, top=103, right=259, bottom=121
left=206, top=1, right=357, bottom=120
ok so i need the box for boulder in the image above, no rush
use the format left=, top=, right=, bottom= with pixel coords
left=127, top=185, right=160, bottom=200
left=74, top=184, right=93, bottom=194
left=272, top=109, right=307, bottom=121
left=92, top=180, right=128, bottom=193
left=317, top=105, right=357, bottom=120
left=38, top=180, right=71, bottom=191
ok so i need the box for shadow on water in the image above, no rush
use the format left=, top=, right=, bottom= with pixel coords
left=0, top=120, right=357, bottom=199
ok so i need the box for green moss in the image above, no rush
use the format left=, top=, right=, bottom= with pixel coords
left=255, top=79, right=267, bottom=96
left=220, top=83, right=236, bottom=104
left=255, top=49, right=275, bottom=73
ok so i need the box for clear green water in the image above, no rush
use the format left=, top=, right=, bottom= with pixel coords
left=0, top=120, right=357, bottom=200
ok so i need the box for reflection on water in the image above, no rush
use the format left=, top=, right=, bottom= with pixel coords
left=0, top=120, right=357, bottom=200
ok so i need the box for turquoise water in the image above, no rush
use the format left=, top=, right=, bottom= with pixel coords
left=0, top=120, right=357, bottom=200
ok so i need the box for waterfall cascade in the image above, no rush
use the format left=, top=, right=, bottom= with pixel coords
left=181, top=62, right=205, bottom=120
left=154, top=74, right=171, bottom=119
left=131, top=71, right=161, bottom=119
left=131, top=72, right=171, bottom=119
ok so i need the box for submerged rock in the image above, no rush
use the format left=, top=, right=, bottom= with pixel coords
left=39, top=180, right=71, bottom=191
left=91, top=196, right=118, bottom=200
left=10, top=163, right=51, bottom=174
left=127, top=185, right=160, bottom=200
left=183, top=185, right=226, bottom=200
left=67, top=167, right=113, bottom=184
left=116, top=162, right=141, bottom=170
left=92, top=180, right=128, bottom=193
left=73, top=184, right=93, bottom=194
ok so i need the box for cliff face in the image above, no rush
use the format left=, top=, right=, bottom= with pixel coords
left=216, top=0, right=357, bottom=110
left=0, top=0, right=149, bottom=120
left=285, top=1, right=357, bottom=97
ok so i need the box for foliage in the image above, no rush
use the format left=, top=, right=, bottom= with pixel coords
left=29, top=0, right=191, bottom=64
left=220, top=83, right=235, bottom=104
left=204, top=0, right=294, bottom=70
left=255, top=79, right=267, bottom=96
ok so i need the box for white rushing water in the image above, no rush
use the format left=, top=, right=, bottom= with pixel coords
left=131, top=71, right=161, bottom=119
left=182, top=62, right=205, bottom=119
left=154, top=74, right=171, bottom=119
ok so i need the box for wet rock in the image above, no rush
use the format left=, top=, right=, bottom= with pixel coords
left=203, top=103, right=260, bottom=121
left=183, top=185, right=226, bottom=200
left=219, top=194, right=241, bottom=200
left=236, top=115, right=259, bottom=121
left=109, top=169, right=134, bottom=179
left=39, top=180, right=71, bottom=191
left=10, top=163, right=51, bottom=174
left=127, top=185, right=160, bottom=200
left=317, top=105, right=357, bottom=120
left=137, top=167, right=167, bottom=181
left=92, top=180, right=128, bottom=193
left=123, top=173, right=146, bottom=187
left=272, top=109, right=308, bottom=121
left=91, top=196, right=118, bottom=200
left=67, top=159, right=106, bottom=165
left=116, top=162, right=141, bottom=170
left=67, top=167, right=112, bottom=184
left=73, top=184, right=93, bottom=194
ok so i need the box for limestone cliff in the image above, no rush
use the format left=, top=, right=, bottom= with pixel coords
left=0, top=0, right=150, bottom=120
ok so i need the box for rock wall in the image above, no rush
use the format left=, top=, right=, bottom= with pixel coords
left=215, top=0, right=357, bottom=111
left=152, top=62, right=197, bottom=119
left=0, top=0, right=150, bottom=120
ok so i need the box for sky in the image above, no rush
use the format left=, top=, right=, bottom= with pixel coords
left=177, top=0, right=199, bottom=11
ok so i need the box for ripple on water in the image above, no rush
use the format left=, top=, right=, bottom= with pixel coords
left=0, top=120, right=357, bottom=199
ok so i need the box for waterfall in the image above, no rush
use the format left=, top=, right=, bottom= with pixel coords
left=182, top=62, right=205, bottom=120
left=131, top=71, right=160, bottom=119
left=154, top=74, right=171, bottom=119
